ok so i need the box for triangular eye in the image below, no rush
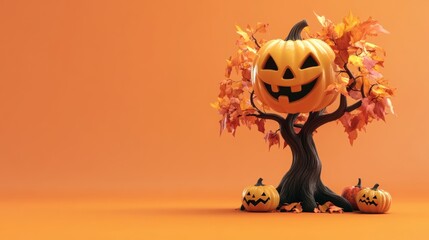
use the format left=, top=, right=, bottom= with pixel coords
left=362, top=194, right=366, bottom=198
left=263, top=55, right=278, bottom=70
left=247, top=192, right=251, bottom=195
left=373, top=195, right=377, bottom=199
left=300, top=54, right=319, bottom=69
left=261, top=192, right=266, bottom=196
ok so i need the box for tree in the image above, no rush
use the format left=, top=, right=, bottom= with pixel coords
left=212, top=13, right=394, bottom=212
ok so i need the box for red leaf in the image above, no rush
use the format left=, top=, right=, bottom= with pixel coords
left=264, top=130, right=280, bottom=150
left=255, top=118, right=266, bottom=133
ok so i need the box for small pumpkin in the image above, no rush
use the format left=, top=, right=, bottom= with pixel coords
left=356, top=183, right=392, bottom=213
left=341, top=178, right=362, bottom=211
left=251, top=20, right=338, bottom=113
left=241, top=178, right=280, bottom=212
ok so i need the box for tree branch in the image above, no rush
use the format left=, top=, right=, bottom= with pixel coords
left=251, top=34, right=261, bottom=49
left=319, top=94, right=347, bottom=122
left=344, top=63, right=358, bottom=92
left=304, top=94, right=348, bottom=132
left=246, top=113, right=283, bottom=123
left=250, top=91, right=264, bottom=114
left=248, top=91, right=284, bottom=124
left=346, top=100, right=362, bottom=112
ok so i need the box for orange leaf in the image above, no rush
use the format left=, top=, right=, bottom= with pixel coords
left=318, top=201, right=333, bottom=213
left=235, top=25, right=250, bottom=41
left=279, top=202, right=303, bottom=213
left=317, top=201, right=344, bottom=213
left=328, top=206, right=344, bottom=213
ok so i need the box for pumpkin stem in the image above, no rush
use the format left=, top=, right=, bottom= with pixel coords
left=285, top=19, right=308, bottom=41
left=356, top=178, right=362, bottom=188
left=371, top=183, right=380, bottom=190
left=255, top=178, right=265, bottom=186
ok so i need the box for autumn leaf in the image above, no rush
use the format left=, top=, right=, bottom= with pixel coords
left=255, top=118, right=266, bottom=133
left=264, top=130, right=280, bottom=150
left=316, top=201, right=344, bottom=213
left=315, top=12, right=328, bottom=27
left=384, top=97, right=394, bottom=114
left=317, top=201, right=332, bottom=213
left=363, top=57, right=382, bottom=79
left=279, top=202, right=303, bottom=213
left=348, top=55, right=363, bottom=67
left=255, top=22, right=269, bottom=33
left=215, top=15, right=394, bottom=147
left=235, top=25, right=250, bottom=42
left=328, top=205, right=344, bottom=213
left=310, top=13, right=394, bottom=144
left=343, top=11, right=360, bottom=32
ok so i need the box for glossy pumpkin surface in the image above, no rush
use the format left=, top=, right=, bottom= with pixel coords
left=242, top=178, right=280, bottom=212
left=252, top=20, right=338, bottom=113
left=356, top=183, right=392, bottom=213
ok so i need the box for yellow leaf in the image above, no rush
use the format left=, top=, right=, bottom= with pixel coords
left=240, top=100, right=250, bottom=110
left=340, top=76, right=350, bottom=84
left=246, top=46, right=257, bottom=54
left=334, top=22, right=345, bottom=38
left=344, top=11, right=360, bottom=32
left=235, top=25, right=250, bottom=41
left=314, top=12, right=327, bottom=27
left=348, top=55, right=363, bottom=67
left=210, top=100, right=220, bottom=110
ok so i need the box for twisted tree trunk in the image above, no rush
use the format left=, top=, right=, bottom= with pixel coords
left=250, top=93, right=361, bottom=212
left=277, top=117, right=353, bottom=212
left=276, top=95, right=355, bottom=212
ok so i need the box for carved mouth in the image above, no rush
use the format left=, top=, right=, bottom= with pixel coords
left=263, top=77, right=318, bottom=102
left=359, top=199, right=378, bottom=206
left=243, top=197, right=271, bottom=206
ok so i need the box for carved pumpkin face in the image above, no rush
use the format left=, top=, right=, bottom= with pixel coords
left=252, top=20, right=338, bottom=113
left=356, top=183, right=392, bottom=213
left=242, top=178, right=280, bottom=212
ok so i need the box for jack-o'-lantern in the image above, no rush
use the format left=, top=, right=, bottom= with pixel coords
left=251, top=20, right=338, bottom=113
left=242, top=178, right=280, bottom=212
left=356, top=183, right=392, bottom=213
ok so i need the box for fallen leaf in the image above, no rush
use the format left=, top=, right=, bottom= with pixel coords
left=328, top=206, right=344, bottom=213
left=279, top=202, right=303, bottom=213
left=316, top=201, right=344, bottom=213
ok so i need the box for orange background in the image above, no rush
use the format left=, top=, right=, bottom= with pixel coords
left=0, top=0, right=428, bottom=239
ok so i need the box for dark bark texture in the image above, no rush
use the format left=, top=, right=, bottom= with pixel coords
left=251, top=93, right=358, bottom=212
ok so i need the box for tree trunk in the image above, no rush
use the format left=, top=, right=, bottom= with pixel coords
left=249, top=93, right=357, bottom=212
left=276, top=121, right=353, bottom=212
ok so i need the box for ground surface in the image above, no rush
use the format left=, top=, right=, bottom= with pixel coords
left=1, top=196, right=428, bottom=240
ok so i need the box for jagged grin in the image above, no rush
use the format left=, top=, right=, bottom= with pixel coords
left=359, top=199, right=378, bottom=206
left=263, top=77, right=318, bottom=102
left=243, top=197, right=271, bottom=206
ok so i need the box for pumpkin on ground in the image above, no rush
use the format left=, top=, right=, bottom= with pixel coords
left=356, top=183, right=392, bottom=213
left=341, top=178, right=363, bottom=211
left=242, top=178, right=280, bottom=212
left=251, top=20, right=339, bottom=114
